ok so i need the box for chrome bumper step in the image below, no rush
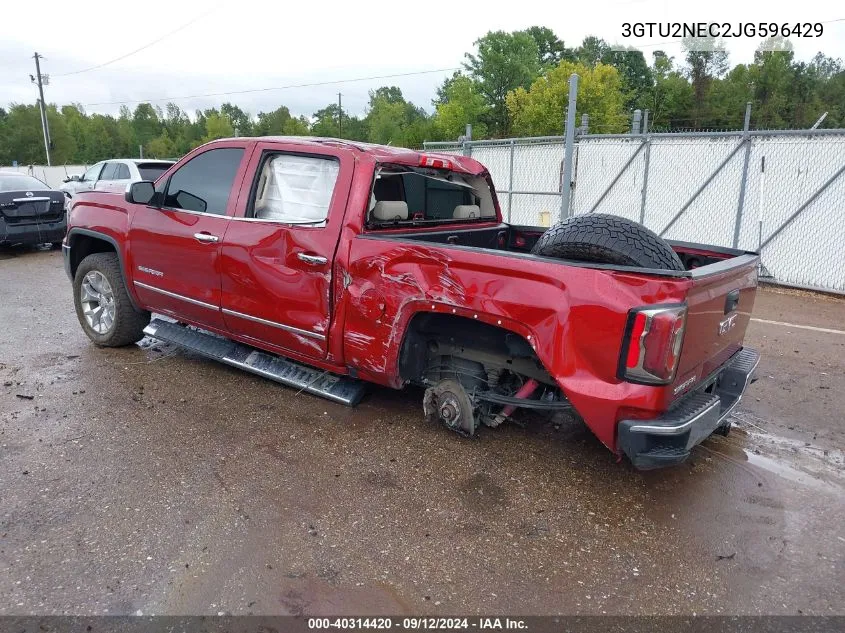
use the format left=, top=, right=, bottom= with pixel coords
left=617, top=347, right=761, bottom=470
left=143, top=319, right=367, bottom=406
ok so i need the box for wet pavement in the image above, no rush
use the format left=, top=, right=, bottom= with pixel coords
left=0, top=247, right=843, bottom=615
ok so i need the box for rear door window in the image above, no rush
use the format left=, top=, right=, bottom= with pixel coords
left=115, top=163, right=131, bottom=179
left=99, top=163, right=119, bottom=181
left=250, top=153, right=339, bottom=225
left=138, top=163, right=172, bottom=181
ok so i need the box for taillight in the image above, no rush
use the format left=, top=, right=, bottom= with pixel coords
left=419, top=155, right=453, bottom=170
left=619, top=305, right=687, bottom=384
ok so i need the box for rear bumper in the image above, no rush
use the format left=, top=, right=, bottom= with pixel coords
left=0, top=218, right=67, bottom=246
left=617, top=347, right=760, bottom=470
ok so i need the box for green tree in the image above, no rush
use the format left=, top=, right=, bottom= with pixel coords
left=523, top=26, right=571, bottom=68
left=221, top=103, right=252, bottom=136
left=86, top=114, right=122, bottom=161
left=813, top=54, right=845, bottom=127
left=61, top=104, right=89, bottom=160
left=647, top=51, right=695, bottom=130
left=463, top=30, right=541, bottom=135
left=683, top=33, right=729, bottom=126
left=575, top=36, right=611, bottom=66
left=0, top=107, right=8, bottom=164
left=602, top=48, right=653, bottom=110
left=311, top=104, right=341, bottom=137
left=202, top=111, right=234, bottom=143
left=311, top=103, right=366, bottom=139
left=255, top=105, right=295, bottom=135
left=0, top=105, right=46, bottom=164
left=506, top=60, right=627, bottom=136
left=363, top=87, right=429, bottom=146
left=146, top=130, right=174, bottom=158
left=705, top=64, right=753, bottom=129
left=159, top=103, right=192, bottom=155
left=369, top=86, right=405, bottom=104
left=132, top=103, right=162, bottom=148
left=433, top=74, right=489, bottom=139
left=116, top=106, right=136, bottom=156
left=748, top=39, right=797, bottom=128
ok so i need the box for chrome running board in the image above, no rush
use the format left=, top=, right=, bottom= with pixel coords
left=143, top=319, right=367, bottom=406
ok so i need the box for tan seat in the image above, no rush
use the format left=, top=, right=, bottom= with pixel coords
left=453, top=204, right=481, bottom=219
left=373, top=200, right=408, bottom=221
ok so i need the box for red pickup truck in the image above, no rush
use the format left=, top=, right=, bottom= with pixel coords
left=63, top=137, right=760, bottom=469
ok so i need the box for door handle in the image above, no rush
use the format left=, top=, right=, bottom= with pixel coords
left=194, top=232, right=219, bottom=243
left=297, top=253, right=328, bottom=266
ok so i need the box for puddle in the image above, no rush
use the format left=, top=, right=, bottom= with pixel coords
left=730, top=415, right=845, bottom=492
left=743, top=449, right=842, bottom=493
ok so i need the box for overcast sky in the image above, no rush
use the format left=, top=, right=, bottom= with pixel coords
left=2, top=0, right=843, bottom=121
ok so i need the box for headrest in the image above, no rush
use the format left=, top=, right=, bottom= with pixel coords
left=453, top=204, right=481, bottom=219
left=372, top=200, right=408, bottom=221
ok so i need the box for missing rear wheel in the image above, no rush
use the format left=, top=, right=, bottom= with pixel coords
left=423, top=379, right=478, bottom=437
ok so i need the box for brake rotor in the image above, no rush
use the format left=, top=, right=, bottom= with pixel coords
left=423, top=378, right=477, bottom=436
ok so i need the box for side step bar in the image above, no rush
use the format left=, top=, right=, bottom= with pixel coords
left=143, top=319, right=367, bottom=406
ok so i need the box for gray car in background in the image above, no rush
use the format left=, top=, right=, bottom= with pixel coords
left=60, top=159, right=174, bottom=198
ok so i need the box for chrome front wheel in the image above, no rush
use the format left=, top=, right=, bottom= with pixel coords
left=79, top=270, right=116, bottom=334
left=73, top=252, right=150, bottom=347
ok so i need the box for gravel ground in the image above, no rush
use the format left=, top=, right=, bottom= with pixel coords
left=0, top=247, right=843, bottom=616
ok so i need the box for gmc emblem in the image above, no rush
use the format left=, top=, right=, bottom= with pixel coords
left=719, top=314, right=738, bottom=336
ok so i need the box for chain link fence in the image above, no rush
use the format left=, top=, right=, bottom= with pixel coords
left=425, top=128, right=845, bottom=294
left=424, top=136, right=568, bottom=226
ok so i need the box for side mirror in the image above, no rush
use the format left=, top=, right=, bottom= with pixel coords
left=64, top=174, right=81, bottom=183
left=125, top=181, right=155, bottom=205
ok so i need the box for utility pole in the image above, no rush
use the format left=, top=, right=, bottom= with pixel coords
left=560, top=73, right=579, bottom=219
left=337, top=93, right=343, bottom=137
left=31, top=52, right=52, bottom=166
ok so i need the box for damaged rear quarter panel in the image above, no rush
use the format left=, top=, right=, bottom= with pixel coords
left=342, top=236, right=691, bottom=451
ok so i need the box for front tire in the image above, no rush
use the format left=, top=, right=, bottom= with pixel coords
left=73, top=252, right=150, bottom=347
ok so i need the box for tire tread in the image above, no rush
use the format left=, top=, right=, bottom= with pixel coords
left=531, top=213, right=685, bottom=271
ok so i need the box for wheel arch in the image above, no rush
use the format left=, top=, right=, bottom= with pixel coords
left=395, top=308, right=548, bottom=387
left=66, top=228, right=141, bottom=311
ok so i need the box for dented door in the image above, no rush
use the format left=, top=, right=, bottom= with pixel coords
left=219, top=142, right=355, bottom=360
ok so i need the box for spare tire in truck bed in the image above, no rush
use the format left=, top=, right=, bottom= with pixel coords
left=531, top=213, right=685, bottom=271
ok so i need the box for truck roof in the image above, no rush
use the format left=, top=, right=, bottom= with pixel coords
left=209, top=136, right=485, bottom=175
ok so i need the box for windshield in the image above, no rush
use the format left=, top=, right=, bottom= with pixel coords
left=138, top=162, right=173, bottom=181
left=0, top=173, right=49, bottom=192
left=367, top=165, right=497, bottom=227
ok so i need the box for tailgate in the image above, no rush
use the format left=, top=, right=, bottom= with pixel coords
left=671, top=253, right=759, bottom=398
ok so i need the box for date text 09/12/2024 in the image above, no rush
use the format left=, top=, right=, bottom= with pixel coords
left=307, top=618, right=528, bottom=630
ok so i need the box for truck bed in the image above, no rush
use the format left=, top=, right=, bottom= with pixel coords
left=365, top=222, right=753, bottom=276
left=351, top=220, right=759, bottom=455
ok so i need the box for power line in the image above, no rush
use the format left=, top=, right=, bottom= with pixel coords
left=81, top=67, right=461, bottom=107
left=54, top=6, right=220, bottom=77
